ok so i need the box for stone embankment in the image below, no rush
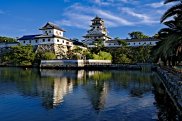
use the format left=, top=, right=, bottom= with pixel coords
left=156, top=67, right=182, bottom=115
left=40, top=60, right=142, bottom=70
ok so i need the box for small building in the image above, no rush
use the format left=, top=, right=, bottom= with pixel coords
left=82, top=16, right=112, bottom=47
left=104, top=38, right=160, bottom=47
left=18, top=22, right=73, bottom=48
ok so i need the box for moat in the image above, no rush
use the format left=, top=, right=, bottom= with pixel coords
left=0, top=67, right=181, bottom=121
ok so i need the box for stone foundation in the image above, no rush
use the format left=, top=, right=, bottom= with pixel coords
left=157, top=67, right=182, bottom=115
left=36, top=44, right=70, bottom=59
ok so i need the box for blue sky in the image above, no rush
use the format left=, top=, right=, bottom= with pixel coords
left=0, top=0, right=172, bottom=40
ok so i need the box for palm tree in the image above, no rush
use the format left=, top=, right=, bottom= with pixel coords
left=155, top=0, right=182, bottom=66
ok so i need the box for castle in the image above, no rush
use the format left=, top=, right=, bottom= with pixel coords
left=18, top=22, right=73, bottom=48
left=0, top=16, right=159, bottom=50
left=82, top=16, right=159, bottom=47
left=82, top=16, right=111, bottom=47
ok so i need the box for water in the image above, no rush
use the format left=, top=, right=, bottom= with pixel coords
left=0, top=67, right=181, bottom=121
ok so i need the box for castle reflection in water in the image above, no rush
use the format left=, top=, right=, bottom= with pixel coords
left=38, top=69, right=154, bottom=110
left=0, top=68, right=181, bottom=121
left=0, top=68, right=155, bottom=110
left=40, top=69, right=109, bottom=109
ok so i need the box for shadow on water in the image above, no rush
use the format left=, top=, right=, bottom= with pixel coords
left=0, top=67, right=181, bottom=121
left=152, top=78, right=182, bottom=121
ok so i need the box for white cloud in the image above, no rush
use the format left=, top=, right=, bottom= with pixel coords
left=57, top=4, right=133, bottom=29
left=94, top=9, right=133, bottom=26
left=146, top=1, right=164, bottom=8
left=120, top=7, right=159, bottom=24
left=91, top=0, right=139, bottom=6
left=91, top=0, right=111, bottom=6
left=121, top=7, right=149, bottom=20
left=56, top=0, right=164, bottom=29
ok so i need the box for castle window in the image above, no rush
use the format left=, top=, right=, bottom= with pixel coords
left=134, top=43, right=135, bottom=45
left=139, top=43, right=140, bottom=44
left=35, top=40, right=38, bottom=43
left=63, top=40, right=64, bottom=43
left=150, top=42, right=152, bottom=44
left=29, top=40, right=31, bottom=43
left=49, top=31, right=51, bottom=33
left=23, top=41, right=25, bottom=43
left=48, top=39, right=50, bottom=42
left=57, top=39, right=59, bottom=42
left=66, top=42, right=69, bottom=45
left=43, top=39, right=45, bottom=42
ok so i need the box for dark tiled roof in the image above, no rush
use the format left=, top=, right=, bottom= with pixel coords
left=91, top=16, right=103, bottom=21
left=34, top=35, right=52, bottom=38
left=72, top=41, right=85, bottom=46
left=124, top=38, right=160, bottom=42
left=18, top=34, right=41, bottom=40
left=105, top=40, right=119, bottom=44
left=18, top=34, right=72, bottom=42
left=39, top=22, right=65, bottom=32
left=105, top=38, right=160, bottom=44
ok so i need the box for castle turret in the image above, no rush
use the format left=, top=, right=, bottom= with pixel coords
left=83, top=16, right=111, bottom=47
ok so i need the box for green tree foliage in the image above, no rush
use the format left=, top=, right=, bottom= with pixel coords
left=131, top=46, right=152, bottom=63
left=2, top=45, right=35, bottom=66
left=42, top=52, right=56, bottom=60
left=67, top=46, right=89, bottom=59
left=93, top=51, right=112, bottom=60
left=114, top=37, right=128, bottom=46
left=92, top=39, right=104, bottom=53
left=129, top=31, right=150, bottom=39
left=0, top=36, right=17, bottom=43
left=110, top=47, right=132, bottom=64
left=154, top=0, right=182, bottom=66
left=117, top=54, right=132, bottom=63
left=35, top=51, right=56, bottom=64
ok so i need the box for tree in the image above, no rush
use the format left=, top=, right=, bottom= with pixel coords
left=128, top=31, right=150, bottom=39
left=2, top=45, right=35, bottom=66
left=92, top=39, right=104, bottom=53
left=0, top=36, right=17, bottom=43
left=42, top=52, right=56, bottom=60
left=93, top=51, right=112, bottom=60
left=116, top=54, right=132, bottom=63
left=154, top=0, right=182, bottom=66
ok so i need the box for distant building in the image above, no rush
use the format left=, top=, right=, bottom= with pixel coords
left=82, top=16, right=112, bottom=47
left=18, top=22, right=73, bottom=48
left=104, top=38, right=160, bottom=47
left=82, top=16, right=159, bottom=48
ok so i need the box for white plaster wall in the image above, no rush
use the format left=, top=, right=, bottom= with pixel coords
left=53, top=29, right=63, bottom=37
left=19, top=38, right=73, bottom=47
left=127, top=41, right=158, bottom=47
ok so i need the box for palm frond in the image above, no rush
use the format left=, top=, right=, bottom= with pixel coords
left=161, top=3, right=182, bottom=22
left=164, top=0, right=182, bottom=4
left=163, top=20, right=178, bottom=28
left=158, top=28, right=173, bottom=37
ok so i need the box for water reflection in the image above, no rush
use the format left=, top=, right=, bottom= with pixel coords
left=152, top=80, right=182, bottom=121
left=0, top=67, right=181, bottom=121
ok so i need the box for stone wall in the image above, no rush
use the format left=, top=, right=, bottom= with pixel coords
left=157, top=67, right=182, bottom=114
left=36, top=44, right=69, bottom=59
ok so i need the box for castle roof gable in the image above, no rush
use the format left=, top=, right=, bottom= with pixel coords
left=39, top=22, right=65, bottom=32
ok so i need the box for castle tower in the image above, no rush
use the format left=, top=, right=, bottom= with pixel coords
left=83, top=16, right=111, bottom=47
